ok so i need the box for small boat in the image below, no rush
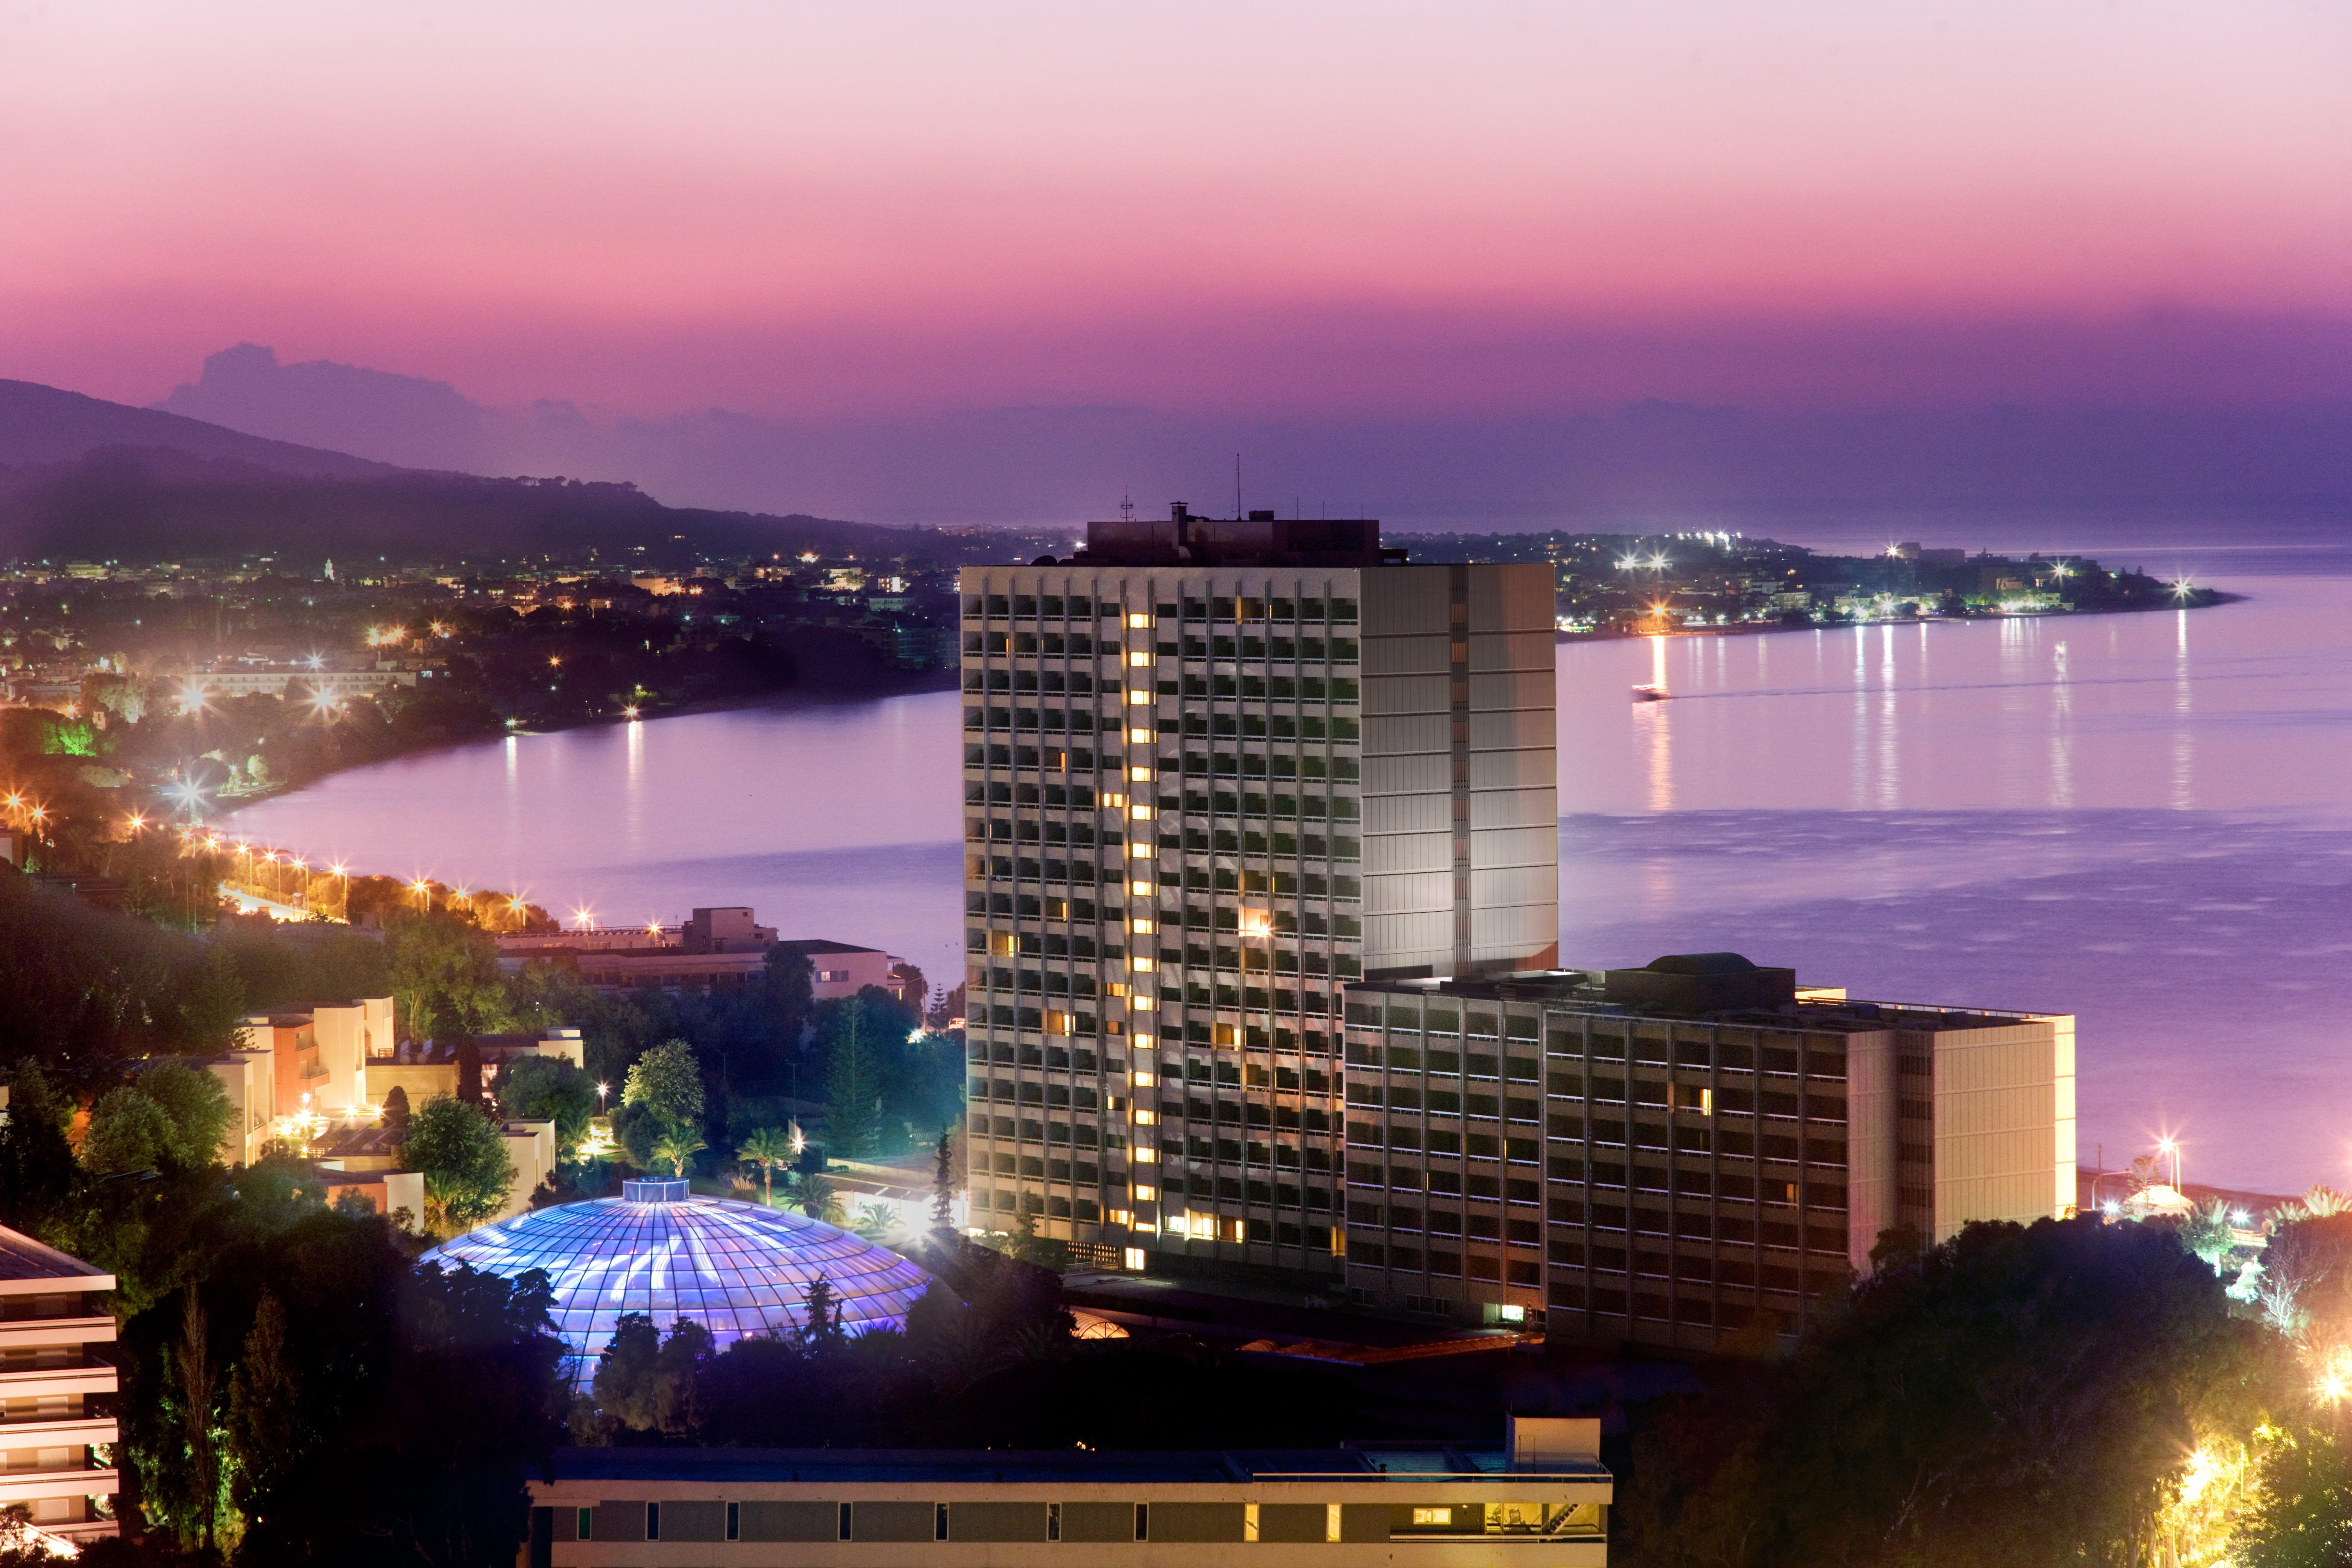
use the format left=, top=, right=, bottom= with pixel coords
left=1630, top=684, right=1671, bottom=702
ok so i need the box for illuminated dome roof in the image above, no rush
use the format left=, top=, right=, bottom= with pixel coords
left=421, top=1179, right=933, bottom=1379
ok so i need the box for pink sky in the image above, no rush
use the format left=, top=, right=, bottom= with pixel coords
left=2, top=2, right=2346, bottom=418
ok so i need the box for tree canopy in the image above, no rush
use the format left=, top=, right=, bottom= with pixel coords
left=490, top=1055, right=597, bottom=1161
left=403, top=1096, right=515, bottom=1233
left=80, top=1059, right=234, bottom=1173
left=1622, top=1216, right=2330, bottom=1568
left=621, top=1038, right=704, bottom=1129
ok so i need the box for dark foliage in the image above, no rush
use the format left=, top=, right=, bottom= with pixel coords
left=1620, top=1215, right=2306, bottom=1568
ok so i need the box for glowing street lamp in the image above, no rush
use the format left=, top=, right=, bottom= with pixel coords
left=2157, top=1135, right=2183, bottom=1190
left=596, top=1082, right=610, bottom=1112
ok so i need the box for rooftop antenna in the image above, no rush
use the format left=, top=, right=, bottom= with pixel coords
left=1119, top=490, right=1133, bottom=523
left=1235, top=453, right=1243, bottom=520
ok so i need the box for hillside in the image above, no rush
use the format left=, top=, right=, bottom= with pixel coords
left=0, top=378, right=965, bottom=566
left=0, top=445, right=938, bottom=566
left=0, top=377, right=397, bottom=478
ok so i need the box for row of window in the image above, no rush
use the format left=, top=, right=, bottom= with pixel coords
left=1349, top=1158, right=1849, bottom=1210
left=1160, top=1059, right=1333, bottom=1091
left=1351, top=1030, right=1850, bottom=1080
left=1153, top=1104, right=1338, bottom=1134
left=1345, top=1124, right=1541, bottom=1162
left=1350, top=1204, right=1545, bottom=1245
left=962, top=593, right=1361, bottom=623
left=1158, top=1137, right=1338, bottom=1167
left=965, top=630, right=1361, bottom=663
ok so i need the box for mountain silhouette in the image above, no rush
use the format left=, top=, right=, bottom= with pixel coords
left=140, top=344, right=2352, bottom=527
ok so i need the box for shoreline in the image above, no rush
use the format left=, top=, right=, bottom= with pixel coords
left=1556, top=591, right=2242, bottom=643
left=208, top=668, right=959, bottom=822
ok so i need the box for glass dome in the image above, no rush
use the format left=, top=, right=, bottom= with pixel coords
left=421, top=1179, right=934, bottom=1380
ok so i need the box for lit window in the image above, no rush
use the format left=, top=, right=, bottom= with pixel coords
left=1130, top=804, right=1153, bottom=821
left=1131, top=956, right=1155, bottom=974
left=1130, top=878, right=1154, bottom=896
left=1127, top=727, right=1152, bottom=743
left=1132, top=1183, right=1157, bottom=1201
left=1412, top=1508, right=1452, bottom=1526
left=1132, top=1070, right=1156, bottom=1088
left=1129, top=842, right=1153, bottom=859
left=1132, top=994, right=1156, bottom=1011
left=1128, top=613, right=1151, bottom=629
left=1134, top=1108, right=1157, bottom=1126
left=1130, top=917, right=1155, bottom=935
left=1129, top=764, right=1153, bottom=782
left=1127, top=650, right=1151, bottom=667
left=1132, top=1145, right=1158, bottom=1164
left=1131, top=1032, right=1155, bottom=1048
left=1103, top=792, right=1128, bottom=809
left=1123, top=1246, right=1147, bottom=1269
left=1127, top=689, right=1151, bottom=705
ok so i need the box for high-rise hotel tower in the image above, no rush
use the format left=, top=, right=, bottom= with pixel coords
left=960, top=508, right=1558, bottom=1277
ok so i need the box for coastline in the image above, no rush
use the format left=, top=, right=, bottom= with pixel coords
left=209, top=667, right=959, bottom=822
left=1555, top=591, right=2243, bottom=643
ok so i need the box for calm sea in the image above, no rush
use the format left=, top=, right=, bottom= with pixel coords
left=230, top=515, right=2352, bottom=1192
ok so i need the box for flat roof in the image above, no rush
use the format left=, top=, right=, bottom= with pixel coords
left=544, top=1445, right=1607, bottom=1485
left=0, top=1224, right=115, bottom=1295
left=772, top=939, right=887, bottom=956
left=1349, top=970, right=2059, bottom=1034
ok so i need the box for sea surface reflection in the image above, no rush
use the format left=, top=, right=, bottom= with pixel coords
left=231, top=569, right=2352, bottom=1191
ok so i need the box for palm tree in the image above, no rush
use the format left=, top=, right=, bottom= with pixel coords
left=850, top=1201, right=897, bottom=1240
left=650, top=1125, right=707, bottom=1180
left=736, top=1126, right=795, bottom=1206
left=789, top=1171, right=845, bottom=1224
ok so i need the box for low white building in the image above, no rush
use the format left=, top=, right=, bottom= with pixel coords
left=0, top=1225, right=120, bottom=1546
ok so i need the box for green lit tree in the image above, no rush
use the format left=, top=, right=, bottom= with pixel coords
left=824, top=1011, right=883, bottom=1159
left=736, top=1126, right=795, bottom=1206
left=81, top=1060, right=234, bottom=1174
left=789, top=1171, right=845, bottom=1224
left=622, top=1039, right=705, bottom=1129
left=404, top=1096, right=516, bottom=1233
left=650, top=1124, right=706, bottom=1180
left=387, top=914, right=513, bottom=1042
left=492, top=1055, right=598, bottom=1161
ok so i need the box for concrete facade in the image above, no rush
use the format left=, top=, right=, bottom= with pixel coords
left=524, top=1418, right=1607, bottom=1568
left=957, top=516, right=1558, bottom=1278
left=1336, top=960, right=2075, bottom=1347
left=773, top=940, right=897, bottom=1001
left=0, top=1226, right=119, bottom=1545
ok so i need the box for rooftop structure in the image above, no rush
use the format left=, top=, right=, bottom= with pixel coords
left=1332, top=959, right=2074, bottom=1347
left=1069, top=505, right=1403, bottom=569
left=522, top=1415, right=1608, bottom=1565
left=493, top=911, right=902, bottom=1001
left=420, top=1179, right=934, bottom=1384
left=0, top=1225, right=120, bottom=1545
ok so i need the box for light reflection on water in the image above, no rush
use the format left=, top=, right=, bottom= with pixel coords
left=232, top=571, right=2352, bottom=1190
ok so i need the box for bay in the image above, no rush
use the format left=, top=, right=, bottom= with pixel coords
left=229, top=543, right=2352, bottom=1193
